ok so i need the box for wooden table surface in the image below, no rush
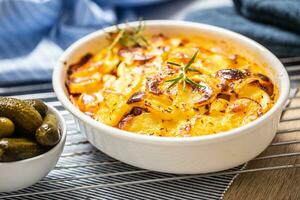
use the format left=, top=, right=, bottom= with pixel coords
left=224, top=90, right=300, bottom=200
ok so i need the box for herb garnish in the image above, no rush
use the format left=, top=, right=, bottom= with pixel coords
left=108, top=20, right=148, bottom=50
left=167, top=61, right=180, bottom=66
left=166, top=50, right=204, bottom=90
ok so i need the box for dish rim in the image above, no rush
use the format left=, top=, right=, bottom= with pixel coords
left=53, top=20, right=290, bottom=145
left=0, top=104, right=67, bottom=165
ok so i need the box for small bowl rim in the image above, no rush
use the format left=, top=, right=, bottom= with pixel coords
left=53, top=20, right=290, bottom=145
left=0, top=104, right=67, bottom=165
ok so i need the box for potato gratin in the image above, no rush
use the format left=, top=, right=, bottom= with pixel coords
left=67, top=24, right=278, bottom=137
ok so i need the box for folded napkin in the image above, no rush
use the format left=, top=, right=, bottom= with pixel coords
left=233, top=0, right=300, bottom=33
left=184, top=0, right=300, bottom=57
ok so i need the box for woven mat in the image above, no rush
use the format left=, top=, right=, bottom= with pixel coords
left=0, top=84, right=242, bottom=200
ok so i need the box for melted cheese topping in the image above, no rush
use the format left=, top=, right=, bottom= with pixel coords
left=67, top=34, right=278, bottom=137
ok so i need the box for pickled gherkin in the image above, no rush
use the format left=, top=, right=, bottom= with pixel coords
left=0, top=97, right=60, bottom=162
left=24, top=99, right=48, bottom=118
left=0, top=117, right=15, bottom=138
left=36, top=113, right=61, bottom=146
left=0, top=138, right=47, bottom=162
left=0, top=97, right=43, bottom=135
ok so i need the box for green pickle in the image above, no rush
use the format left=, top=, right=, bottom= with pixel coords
left=0, top=138, right=46, bottom=162
left=24, top=99, right=48, bottom=118
left=36, top=113, right=61, bottom=146
left=0, top=97, right=43, bottom=135
left=0, top=98, right=59, bottom=162
left=0, top=117, right=15, bottom=138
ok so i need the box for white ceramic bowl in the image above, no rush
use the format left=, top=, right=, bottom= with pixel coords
left=0, top=105, right=66, bottom=192
left=53, top=20, right=289, bottom=174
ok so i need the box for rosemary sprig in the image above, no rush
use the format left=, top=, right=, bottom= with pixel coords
left=184, top=50, right=198, bottom=71
left=186, top=67, right=200, bottom=72
left=108, top=28, right=125, bottom=50
left=167, top=61, right=181, bottom=66
left=166, top=73, right=183, bottom=88
left=166, top=50, right=204, bottom=90
left=108, top=20, right=148, bottom=50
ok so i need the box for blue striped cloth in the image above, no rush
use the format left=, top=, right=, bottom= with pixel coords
left=2, top=0, right=299, bottom=86
left=0, top=0, right=163, bottom=86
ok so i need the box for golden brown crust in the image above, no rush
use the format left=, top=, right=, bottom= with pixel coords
left=66, top=32, right=278, bottom=137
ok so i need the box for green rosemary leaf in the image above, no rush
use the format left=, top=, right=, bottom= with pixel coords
left=128, top=35, right=138, bottom=45
left=165, top=50, right=201, bottom=91
left=166, top=73, right=184, bottom=89
left=184, top=50, right=198, bottom=71
left=185, top=77, right=204, bottom=88
left=108, top=28, right=125, bottom=50
left=167, top=78, right=181, bottom=89
left=136, top=18, right=145, bottom=35
left=167, top=61, right=181, bottom=66
left=166, top=73, right=183, bottom=82
left=108, top=20, right=148, bottom=48
left=140, top=35, right=149, bottom=46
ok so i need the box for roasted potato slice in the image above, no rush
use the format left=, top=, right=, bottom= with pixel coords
left=76, top=92, right=103, bottom=116
left=237, top=84, right=271, bottom=112
left=68, top=72, right=102, bottom=94
left=196, top=54, right=231, bottom=74
left=191, top=115, right=229, bottom=136
left=226, top=98, right=263, bottom=127
left=95, top=93, right=131, bottom=126
left=119, top=112, right=163, bottom=135
left=209, top=98, right=229, bottom=115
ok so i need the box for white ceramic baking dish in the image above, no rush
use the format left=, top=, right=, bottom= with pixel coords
left=53, top=20, right=289, bottom=174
